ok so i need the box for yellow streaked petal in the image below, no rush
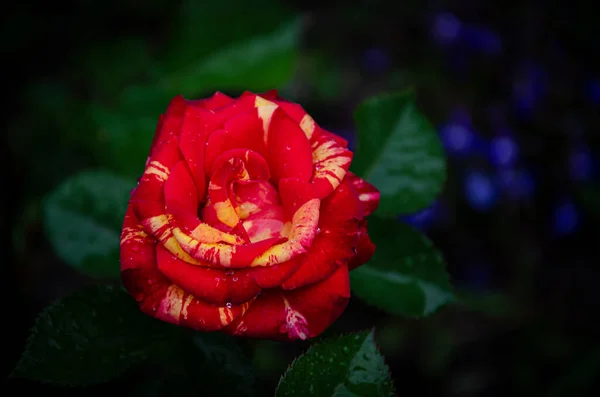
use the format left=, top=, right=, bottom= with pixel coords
left=143, top=160, right=170, bottom=182
left=282, top=297, right=308, bottom=340
left=159, top=285, right=185, bottom=322
left=180, top=294, right=194, bottom=320
left=219, top=306, right=233, bottom=326
left=257, top=104, right=278, bottom=144
left=251, top=199, right=320, bottom=266
left=213, top=201, right=239, bottom=228
left=120, top=226, right=148, bottom=245
left=191, top=223, right=242, bottom=245
left=300, top=114, right=316, bottom=140
left=172, top=227, right=235, bottom=267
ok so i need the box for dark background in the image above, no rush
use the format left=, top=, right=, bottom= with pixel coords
left=3, top=0, right=600, bottom=395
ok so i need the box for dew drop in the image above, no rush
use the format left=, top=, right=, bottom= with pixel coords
left=233, top=276, right=238, bottom=282
left=225, top=302, right=232, bottom=308
left=316, top=227, right=321, bottom=234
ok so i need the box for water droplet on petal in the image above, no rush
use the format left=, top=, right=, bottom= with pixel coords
left=225, top=302, right=232, bottom=308
left=232, top=276, right=238, bottom=282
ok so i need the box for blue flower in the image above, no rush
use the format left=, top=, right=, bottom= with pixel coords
left=464, top=169, right=497, bottom=211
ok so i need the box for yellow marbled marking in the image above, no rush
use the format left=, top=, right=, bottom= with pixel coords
left=172, top=227, right=235, bottom=266
left=191, top=223, right=242, bottom=245
left=282, top=297, right=308, bottom=340
left=181, top=295, right=194, bottom=320
left=358, top=192, right=380, bottom=203
left=257, top=105, right=278, bottom=143
left=251, top=199, right=319, bottom=266
left=233, top=320, right=248, bottom=335
left=312, top=139, right=347, bottom=161
left=219, top=307, right=233, bottom=326
left=163, top=235, right=201, bottom=265
left=213, top=201, right=239, bottom=228
left=143, top=161, right=170, bottom=182
left=299, top=114, right=316, bottom=140
left=243, top=219, right=284, bottom=243
left=280, top=221, right=292, bottom=238
left=237, top=201, right=260, bottom=219
left=313, top=156, right=351, bottom=186
left=120, top=227, right=148, bottom=245
left=311, top=138, right=351, bottom=189
left=254, top=96, right=276, bottom=107
left=208, top=181, right=222, bottom=191
left=143, top=214, right=169, bottom=233
left=161, top=285, right=185, bottom=321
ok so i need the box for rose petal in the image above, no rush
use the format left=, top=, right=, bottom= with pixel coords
left=281, top=178, right=362, bottom=289
left=273, top=100, right=317, bottom=141
left=310, top=128, right=353, bottom=199
left=347, top=220, right=376, bottom=271
left=345, top=172, right=381, bottom=216
left=156, top=244, right=261, bottom=305
left=120, top=206, right=249, bottom=331
left=251, top=198, right=320, bottom=267
left=266, top=108, right=314, bottom=183
left=120, top=205, right=157, bottom=273
left=278, top=177, right=318, bottom=219
left=165, top=161, right=243, bottom=245
left=223, top=264, right=350, bottom=341
left=149, top=95, right=187, bottom=159
left=132, top=136, right=180, bottom=228
left=208, top=149, right=271, bottom=229
left=179, top=105, right=220, bottom=201
left=190, top=91, right=235, bottom=110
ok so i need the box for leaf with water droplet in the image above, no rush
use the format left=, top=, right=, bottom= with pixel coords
left=276, top=330, right=395, bottom=396
left=42, top=170, right=135, bottom=278
left=12, top=284, right=179, bottom=386
left=351, top=90, right=446, bottom=216
left=350, top=217, right=454, bottom=317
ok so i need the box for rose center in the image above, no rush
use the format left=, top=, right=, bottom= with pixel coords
left=199, top=149, right=287, bottom=244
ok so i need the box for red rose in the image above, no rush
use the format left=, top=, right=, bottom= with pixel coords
left=120, top=90, right=380, bottom=341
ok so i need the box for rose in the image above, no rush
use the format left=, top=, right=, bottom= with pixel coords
left=120, top=90, right=380, bottom=341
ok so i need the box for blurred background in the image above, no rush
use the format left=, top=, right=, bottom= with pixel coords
left=3, top=0, right=600, bottom=395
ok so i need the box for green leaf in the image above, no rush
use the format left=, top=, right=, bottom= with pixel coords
left=276, top=330, right=395, bottom=397
left=164, top=0, right=294, bottom=70
left=351, top=91, right=446, bottom=216
left=42, top=170, right=135, bottom=278
left=350, top=217, right=454, bottom=316
left=162, top=18, right=301, bottom=97
left=12, top=284, right=179, bottom=386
